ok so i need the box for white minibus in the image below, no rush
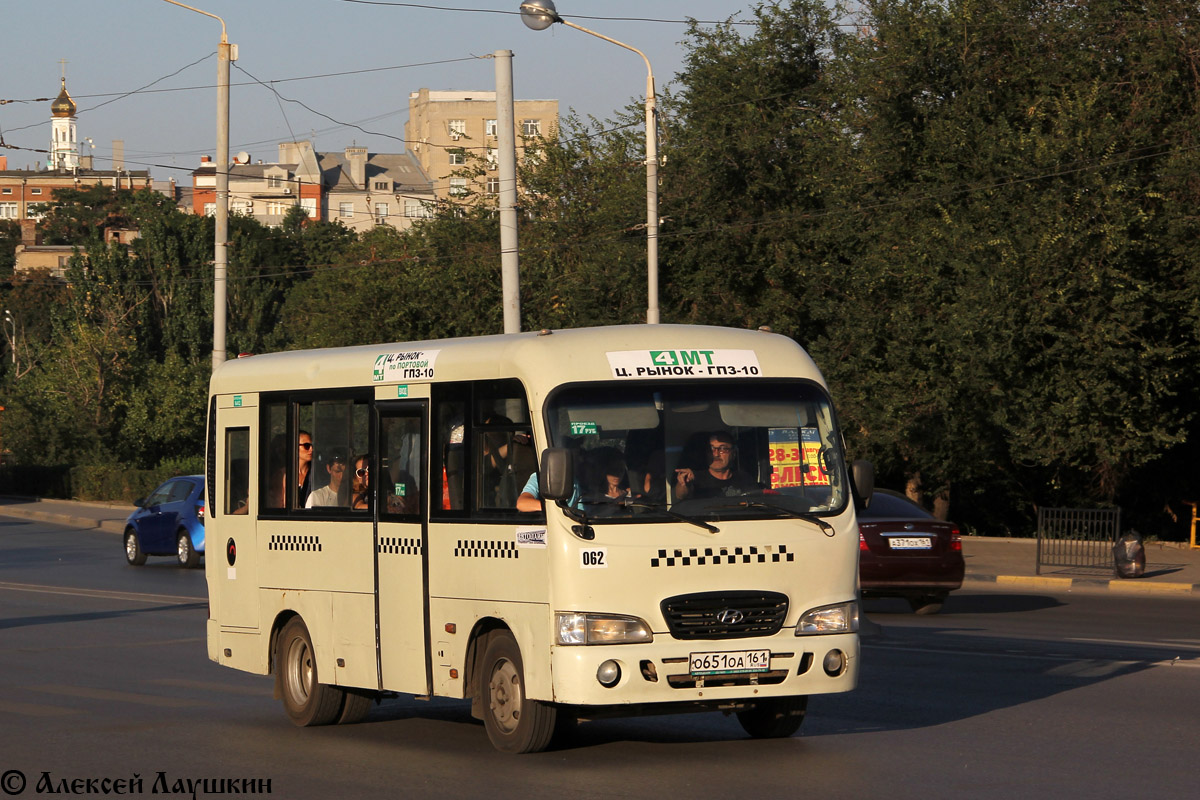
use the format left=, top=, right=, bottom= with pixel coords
left=205, top=324, right=868, bottom=752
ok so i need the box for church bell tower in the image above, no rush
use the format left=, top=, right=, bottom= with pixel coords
left=50, top=74, right=78, bottom=170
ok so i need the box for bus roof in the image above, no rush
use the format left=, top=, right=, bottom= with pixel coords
left=208, top=324, right=826, bottom=400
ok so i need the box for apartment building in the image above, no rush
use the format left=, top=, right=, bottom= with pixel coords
left=0, top=165, right=153, bottom=224
left=404, top=88, right=558, bottom=202
left=191, top=142, right=435, bottom=232
left=320, top=146, right=436, bottom=233
left=191, top=141, right=323, bottom=225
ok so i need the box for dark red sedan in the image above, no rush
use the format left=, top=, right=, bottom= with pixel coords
left=858, top=489, right=964, bottom=614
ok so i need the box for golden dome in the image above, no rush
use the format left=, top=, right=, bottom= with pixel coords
left=51, top=78, right=76, bottom=117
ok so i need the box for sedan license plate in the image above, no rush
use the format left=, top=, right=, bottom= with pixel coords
left=689, top=649, right=771, bottom=676
left=888, top=536, right=932, bottom=550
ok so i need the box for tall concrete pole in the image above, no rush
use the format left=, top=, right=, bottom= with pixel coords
left=160, top=1, right=232, bottom=370
left=495, top=50, right=521, bottom=334
left=214, top=38, right=231, bottom=370
left=644, top=72, right=659, bottom=325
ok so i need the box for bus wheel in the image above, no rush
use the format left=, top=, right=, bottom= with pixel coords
left=277, top=617, right=344, bottom=727
left=908, top=593, right=946, bottom=615
left=337, top=689, right=374, bottom=725
left=480, top=631, right=557, bottom=753
left=736, top=695, right=808, bottom=739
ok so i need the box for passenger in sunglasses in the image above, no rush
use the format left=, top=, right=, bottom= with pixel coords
left=351, top=455, right=371, bottom=510
left=297, top=430, right=313, bottom=506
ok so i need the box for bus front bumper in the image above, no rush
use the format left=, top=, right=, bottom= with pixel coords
left=547, top=631, right=858, bottom=709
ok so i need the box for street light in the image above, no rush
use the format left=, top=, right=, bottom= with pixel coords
left=519, top=0, right=660, bottom=324
left=3, top=310, right=14, bottom=365
left=161, top=0, right=235, bottom=371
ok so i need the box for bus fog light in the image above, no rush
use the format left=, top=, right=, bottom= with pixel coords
left=823, top=649, right=846, bottom=676
left=597, top=660, right=622, bottom=687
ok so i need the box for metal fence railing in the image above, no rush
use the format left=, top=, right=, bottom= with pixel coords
left=1036, top=507, right=1121, bottom=575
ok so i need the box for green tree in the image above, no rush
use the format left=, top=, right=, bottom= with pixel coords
left=0, top=219, right=21, bottom=277
left=814, top=0, right=1200, bottom=528
left=660, top=0, right=848, bottom=334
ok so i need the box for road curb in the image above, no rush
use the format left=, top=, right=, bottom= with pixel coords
left=966, top=572, right=1197, bottom=596
left=0, top=505, right=127, bottom=535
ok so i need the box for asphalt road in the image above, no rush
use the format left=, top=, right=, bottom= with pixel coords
left=2, top=515, right=1198, bottom=799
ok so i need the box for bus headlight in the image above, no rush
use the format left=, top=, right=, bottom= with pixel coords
left=556, top=613, right=653, bottom=645
left=795, top=601, right=859, bottom=635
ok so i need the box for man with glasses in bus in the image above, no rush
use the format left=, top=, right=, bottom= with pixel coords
left=674, top=431, right=759, bottom=501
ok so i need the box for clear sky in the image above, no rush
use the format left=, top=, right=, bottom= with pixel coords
left=0, top=0, right=769, bottom=184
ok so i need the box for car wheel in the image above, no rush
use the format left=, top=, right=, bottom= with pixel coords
left=908, top=593, right=946, bottom=615
left=124, top=529, right=146, bottom=566
left=277, top=617, right=345, bottom=727
left=480, top=631, right=558, bottom=753
left=736, top=695, right=808, bottom=738
left=176, top=530, right=200, bottom=569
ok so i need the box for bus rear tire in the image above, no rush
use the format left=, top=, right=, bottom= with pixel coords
left=277, top=617, right=344, bottom=727
left=736, top=695, right=808, bottom=738
left=480, top=631, right=557, bottom=753
left=908, top=593, right=946, bottom=615
left=337, top=689, right=374, bottom=725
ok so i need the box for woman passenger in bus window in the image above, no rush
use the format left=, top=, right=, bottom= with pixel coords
left=351, top=455, right=371, bottom=510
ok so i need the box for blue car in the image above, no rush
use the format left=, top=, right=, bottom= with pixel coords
left=124, top=475, right=206, bottom=568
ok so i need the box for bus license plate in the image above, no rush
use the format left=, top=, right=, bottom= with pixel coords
left=888, top=537, right=932, bottom=550
left=689, top=649, right=771, bottom=676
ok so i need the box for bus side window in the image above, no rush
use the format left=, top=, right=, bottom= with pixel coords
left=225, top=428, right=250, bottom=515
left=474, top=382, right=535, bottom=512
left=263, top=402, right=288, bottom=511
left=435, top=399, right=466, bottom=511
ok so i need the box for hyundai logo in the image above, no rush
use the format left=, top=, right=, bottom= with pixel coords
left=716, top=608, right=745, bottom=625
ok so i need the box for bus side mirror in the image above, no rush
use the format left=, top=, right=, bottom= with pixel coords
left=539, top=448, right=574, bottom=501
left=851, top=460, right=874, bottom=510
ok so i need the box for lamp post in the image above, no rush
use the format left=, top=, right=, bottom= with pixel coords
left=519, top=0, right=660, bottom=324
left=161, top=0, right=234, bottom=371
left=3, top=310, right=15, bottom=366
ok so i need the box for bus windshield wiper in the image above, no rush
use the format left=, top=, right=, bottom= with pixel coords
left=712, top=499, right=836, bottom=536
left=565, top=497, right=719, bottom=534
left=621, top=499, right=720, bottom=533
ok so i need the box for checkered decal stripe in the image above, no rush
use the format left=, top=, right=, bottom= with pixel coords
left=454, top=539, right=519, bottom=559
left=268, top=534, right=322, bottom=553
left=650, top=545, right=793, bottom=567
left=379, top=536, right=423, bottom=556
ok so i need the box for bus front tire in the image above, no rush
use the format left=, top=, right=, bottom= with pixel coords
left=480, top=631, right=557, bottom=753
left=736, top=695, right=808, bottom=738
left=277, top=617, right=344, bottom=727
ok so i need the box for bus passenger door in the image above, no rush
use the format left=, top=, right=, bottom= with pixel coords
left=375, top=402, right=430, bottom=695
left=211, top=401, right=260, bottom=631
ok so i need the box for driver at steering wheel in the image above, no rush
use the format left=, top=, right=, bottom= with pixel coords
left=673, top=430, right=759, bottom=500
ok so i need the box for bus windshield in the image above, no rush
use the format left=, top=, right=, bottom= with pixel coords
left=544, top=381, right=848, bottom=522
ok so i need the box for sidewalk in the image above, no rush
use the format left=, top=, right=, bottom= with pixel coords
left=962, top=535, right=1200, bottom=597
left=2, top=496, right=1198, bottom=597
left=0, top=496, right=134, bottom=536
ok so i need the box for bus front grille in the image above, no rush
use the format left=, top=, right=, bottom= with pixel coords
left=660, top=591, right=789, bottom=640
